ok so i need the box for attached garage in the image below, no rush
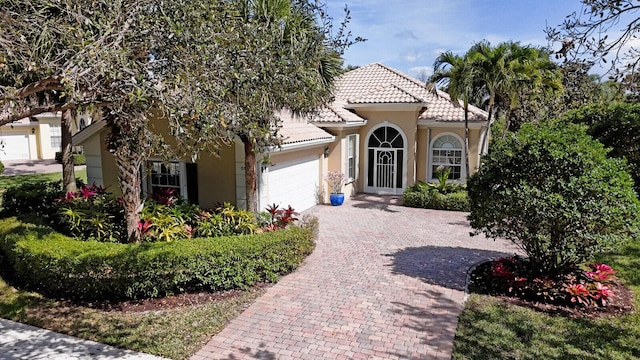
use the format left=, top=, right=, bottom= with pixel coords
left=0, top=134, right=30, bottom=160
left=266, top=155, right=320, bottom=212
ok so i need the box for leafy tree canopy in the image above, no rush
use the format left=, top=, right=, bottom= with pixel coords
left=546, top=0, right=640, bottom=81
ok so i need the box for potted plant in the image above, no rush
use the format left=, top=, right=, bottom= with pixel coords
left=325, top=171, right=347, bottom=206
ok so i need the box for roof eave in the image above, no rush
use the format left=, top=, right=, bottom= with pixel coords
left=268, top=136, right=336, bottom=154
left=345, top=102, right=427, bottom=111
left=72, top=119, right=106, bottom=145
left=417, top=119, right=486, bottom=129
left=313, top=120, right=368, bottom=129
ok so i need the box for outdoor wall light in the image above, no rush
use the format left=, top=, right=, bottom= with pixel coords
left=31, top=128, right=35, bottom=134
left=323, top=146, right=330, bottom=158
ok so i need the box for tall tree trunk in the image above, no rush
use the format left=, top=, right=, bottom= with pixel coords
left=242, top=136, right=258, bottom=213
left=61, top=108, right=77, bottom=193
left=501, top=108, right=513, bottom=140
left=464, top=104, right=470, bottom=180
left=479, top=101, right=494, bottom=159
left=115, top=151, right=143, bottom=243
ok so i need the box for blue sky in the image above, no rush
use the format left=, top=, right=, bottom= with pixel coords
left=327, top=0, right=587, bottom=78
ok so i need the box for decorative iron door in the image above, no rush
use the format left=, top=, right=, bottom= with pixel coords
left=374, top=149, right=396, bottom=190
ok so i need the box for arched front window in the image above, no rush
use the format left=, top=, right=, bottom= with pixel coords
left=431, top=134, right=464, bottom=180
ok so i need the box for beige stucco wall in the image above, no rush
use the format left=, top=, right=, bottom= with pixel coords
left=321, top=128, right=360, bottom=202
left=37, top=117, right=62, bottom=159
left=197, top=145, right=236, bottom=208
left=91, top=118, right=238, bottom=209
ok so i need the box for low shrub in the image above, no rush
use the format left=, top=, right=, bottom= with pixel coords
left=403, top=182, right=469, bottom=211
left=0, top=217, right=316, bottom=300
left=0, top=160, right=4, bottom=175
left=1, top=181, right=65, bottom=221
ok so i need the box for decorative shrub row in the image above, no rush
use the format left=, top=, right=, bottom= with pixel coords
left=54, top=151, right=86, bottom=165
left=402, top=183, right=470, bottom=212
left=0, top=217, right=316, bottom=300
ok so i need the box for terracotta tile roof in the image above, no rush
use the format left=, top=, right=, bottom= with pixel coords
left=276, top=111, right=334, bottom=144
left=418, top=90, right=487, bottom=122
left=348, top=84, right=423, bottom=104
left=309, top=63, right=487, bottom=125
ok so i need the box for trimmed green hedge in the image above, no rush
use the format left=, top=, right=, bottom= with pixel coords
left=403, top=184, right=470, bottom=212
left=0, top=217, right=316, bottom=300
left=54, top=152, right=86, bottom=165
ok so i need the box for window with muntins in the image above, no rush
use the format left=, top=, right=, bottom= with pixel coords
left=431, top=135, right=463, bottom=180
left=148, top=161, right=183, bottom=197
left=50, top=124, right=62, bottom=149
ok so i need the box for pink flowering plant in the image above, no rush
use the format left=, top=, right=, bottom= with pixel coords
left=469, top=256, right=618, bottom=308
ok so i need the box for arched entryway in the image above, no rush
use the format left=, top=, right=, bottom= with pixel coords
left=365, top=124, right=407, bottom=194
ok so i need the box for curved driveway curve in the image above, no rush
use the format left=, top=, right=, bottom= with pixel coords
left=193, top=195, right=518, bottom=360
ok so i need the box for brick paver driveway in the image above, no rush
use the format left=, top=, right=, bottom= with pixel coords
left=193, top=195, right=519, bottom=360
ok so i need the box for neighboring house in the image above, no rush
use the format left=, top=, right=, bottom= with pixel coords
left=73, top=63, right=488, bottom=212
left=0, top=112, right=92, bottom=161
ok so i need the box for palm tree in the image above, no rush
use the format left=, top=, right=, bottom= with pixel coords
left=498, top=43, right=562, bottom=137
left=429, top=51, right=478, bottom=180
left=466, top=41, right=511, bottom=155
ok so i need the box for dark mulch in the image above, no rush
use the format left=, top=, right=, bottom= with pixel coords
left=468, top=259, right=635, bottom=319
left=68, top=283, right=272, bottom=313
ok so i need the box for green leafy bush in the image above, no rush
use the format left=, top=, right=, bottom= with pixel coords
left=468, top=120, right=640, bottom=278
left=0, top=217, right=316, bottom=300
left=0, top=160, right=4, bottom=175
left=403, top=182, right=469, bottom=211
left=560, top=102, right=640, bottom=193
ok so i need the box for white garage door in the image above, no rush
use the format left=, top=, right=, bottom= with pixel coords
left=0, top=135, right=30, bottom=160
left=267, top=156, right=319, bottom=212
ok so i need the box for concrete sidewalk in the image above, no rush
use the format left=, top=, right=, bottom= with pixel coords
left=0, top=319, right=167, bottom=360
left=1, top=159, right=86, bottom=177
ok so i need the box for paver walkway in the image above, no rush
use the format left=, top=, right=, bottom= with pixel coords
left=0, top=318, right=166, bottom=360
left=193, top=195, right=519, bottom=360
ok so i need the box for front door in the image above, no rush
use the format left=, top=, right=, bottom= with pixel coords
left=366, top=125, right=405, bottom=194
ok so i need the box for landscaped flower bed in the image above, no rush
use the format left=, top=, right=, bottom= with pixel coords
left=468, top=256, right=635, bottom=317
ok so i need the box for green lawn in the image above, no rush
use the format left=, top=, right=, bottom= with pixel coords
left=0, top=169, right=88, bottom=191
left=453, top=240, right=640, bottom=359
left=0, top=278, right=264, bottom=359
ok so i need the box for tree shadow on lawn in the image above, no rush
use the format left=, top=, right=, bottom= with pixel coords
left=387, top=246, right=516, bottom=291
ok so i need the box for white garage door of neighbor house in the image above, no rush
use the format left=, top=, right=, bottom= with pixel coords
left=0, top=135, right=30, bottom=160
left=268, top=156, right=319, bottom=212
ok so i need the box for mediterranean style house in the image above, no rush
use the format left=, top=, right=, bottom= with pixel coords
left=0, top=112, right=91, bottom=161
left=73, top=63, right=488, bottom=212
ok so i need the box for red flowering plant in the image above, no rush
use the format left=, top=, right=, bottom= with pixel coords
left=57, top=183, right=125, bottom=242
left=261, top=203, right=299, bottom=231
